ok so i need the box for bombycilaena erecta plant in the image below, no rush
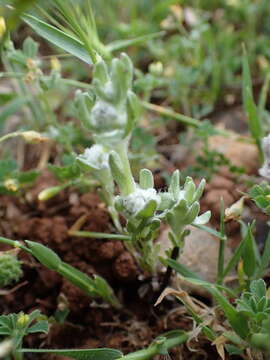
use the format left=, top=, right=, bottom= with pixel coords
left=75, top=54, right=210, bottom=274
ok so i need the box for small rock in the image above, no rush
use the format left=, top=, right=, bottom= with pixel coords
left=209, top=133, right=258, bottom=174
left=208, top=175, right=235, bottom=191
left=113, top=252, right=137, bottom=281
left=158, top=227, right=232, bottom=294
left=203, top=189, right=234, bottom=219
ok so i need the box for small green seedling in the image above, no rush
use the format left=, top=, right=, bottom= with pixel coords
left=0, top=310, right=49, bottom=360
left=0, top=251, right=22, bottom=288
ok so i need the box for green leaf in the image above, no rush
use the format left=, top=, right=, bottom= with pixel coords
left=58, top=262, right=96, bottom=296
left=106, top=31, right=164, bottom=52
left=27, top=321, right=49, bottom=334
left=139, top=169, right=154, bottom=190
left=259, top=230, right=270, bottom=274
left=192, top=211, right=211, bottom=225
left=20, top=348, right=123, bottom=360
left=242, top=225, right=257, bottom=278
left=167, top=259, right=201, bottom=280
left=0, top=159, right=17, bottom=181
left=22, top=14, right=93, bottom=64
left=223, top=238, right=246, bottom=277
left=242, top=49, right=263, bottom=146
left=26, top=241, right=62, bottom=271
left=185, top=278, right=249, bottom=339
left=0, top=96, right=31, bottom=130
left=250, top=279, right=266, bottom=299
left=137, top=199, right=158, bottom=218
left=193, top=224, right=224, bottom=239
left=17, top=170, right=39, bottom=184
left=48, top=163, right=79, bottom=182
left=22, top=36, right=39, bottom=58
left=168, top=260, right=248, bottom=338
left=168, top=170, right=180, bottom=200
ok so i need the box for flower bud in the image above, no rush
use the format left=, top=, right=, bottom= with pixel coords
left=21, top=131, right=48, bottom=144
left=121, top=188, right=160, bottom=217
left=4, top=178, right=19, bottom=192
left=17, top=313, right=30, bottom=328
left=75, top=54, right=138, bottom=145
left=149, top=61, right=163, bottom=76
left=225, top=196, right=245, bottom=221
left=25, top=241, right=62, bottom=271
left=38, top=185, right=63, bottom=201
left=77, top=145, right=109, bottom=171
left=0, top=17, right=6, bottom=39
left=50, top=56, right=61, bottom=72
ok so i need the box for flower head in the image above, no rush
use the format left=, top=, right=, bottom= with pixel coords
left=77, top=144, right=109, bottom=171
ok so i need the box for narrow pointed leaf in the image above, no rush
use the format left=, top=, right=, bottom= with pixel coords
left=107, top=31, right=164, bottom=52
left=22, top=14, right=92, bottom=64
left=20, top=348, right=123, bottom=360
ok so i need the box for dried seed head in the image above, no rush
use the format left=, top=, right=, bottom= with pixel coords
left=225, top=196, right=245, bottom=221
left=21, top=131, right=48, bottom=144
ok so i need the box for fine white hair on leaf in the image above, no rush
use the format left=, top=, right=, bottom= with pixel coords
left=259, top=134, right=270, bottom=179
left=77, top=144, right=109, bottom=170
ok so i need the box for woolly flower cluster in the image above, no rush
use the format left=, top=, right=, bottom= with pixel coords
left=120, top=188, right=160, bottom=216
left=77, top=145, right=109, bottom=171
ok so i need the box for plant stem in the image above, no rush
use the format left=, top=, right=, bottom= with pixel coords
left=0, top=132, right=20, bottom=143
left=0, top=236, right=30, bottom=253
left=115, top=141, right=136, bottom=195
left=142, top=101, right=200, bottom=127
left=158, top=246, right=180, bottom=296
left=117, top=332, right=189, bottom=360
left=217, top=199, right=227, bottom=285
left=68, top=230, right=131, bottom=241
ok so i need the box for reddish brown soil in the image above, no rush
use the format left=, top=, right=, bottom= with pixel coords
left=0, top=169, right=264, bottom=360
left=0, top=172, right=210, bottom=359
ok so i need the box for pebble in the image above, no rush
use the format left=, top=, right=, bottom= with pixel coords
left=158, top=226, right=232, bottom=295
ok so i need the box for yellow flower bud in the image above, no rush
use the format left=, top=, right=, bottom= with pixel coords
left=4, top=179, right=18, bottom=192
left=225, top=196, right=245, bottom=221
left=50, top=56, right=61, bottom=72
left=149, top=61, right=163, bottom=76
left=21, top=131, right=48, bottom=144
left=38, top=186, right=63, bottom=201
left=16, top=313, right=29, bottom=328
left=0, top=17, right=6, bottom=39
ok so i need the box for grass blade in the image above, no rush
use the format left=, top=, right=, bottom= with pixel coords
left=107, top=31, right=165, bottom=52
left=223, top=239, right=245, bottom=277
left=20, top=348, right=123, bottom=360
left=22, top=14, right=93, bottom=64
left=0, top=95, right=31, bottom=130
left=242, top=47, right=264, bottom=159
